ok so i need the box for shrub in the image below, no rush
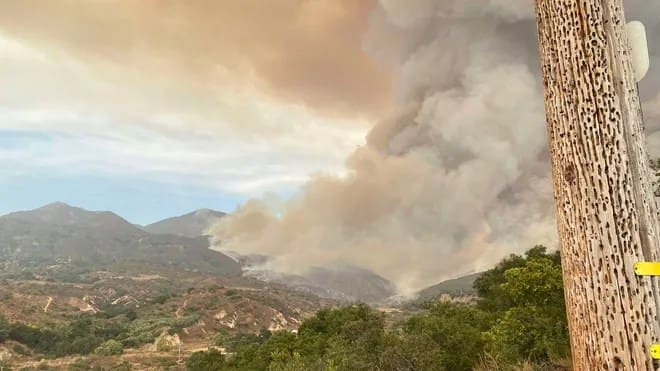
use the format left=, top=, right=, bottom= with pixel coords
left=94, top=340, right=124, bottom=356
left=186, top=349, right=225, bottom=371
left=68, top=358, right=92, bottom=371
left=0, top=315, right=9, bottom=341
left=224, top=289, right=239, bottom=297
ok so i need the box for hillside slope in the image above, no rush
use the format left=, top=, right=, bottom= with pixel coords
left=241, top=257, right=397, bottom=303
left=416, top=272, right=481, bottom=300
left=144, top=209, right=226, bottom=237
left=0, top=203, right=241, bottom=277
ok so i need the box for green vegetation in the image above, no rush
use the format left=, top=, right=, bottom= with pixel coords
left=186, top=246, right=569, bottom=371
left=0, top=310, right=198, bottom=358
left=0, top=314, right=9, bottom=342
left=94, top=340, right=124, bottom=356
left=187, top=349, right=226, bottom=371
left=0, top=246, right=569, bottom=370
left=0, top=358, right=11, bottom=371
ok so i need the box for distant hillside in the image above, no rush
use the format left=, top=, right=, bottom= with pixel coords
left=0, top=203, right=410, bottom=303
left=0, top=202, right=241, bottom=277
left=242, top=258, right=397, bottom=303
left=144, top=208, right=226, bottom=237
left=416, top=272, right=481, bottom=300
left=4, top=202, right=138, bottom=236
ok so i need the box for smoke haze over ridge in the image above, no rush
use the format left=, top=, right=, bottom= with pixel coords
left=214, top=0, right=660, bottom=294
left=2, top=0, right=660, bottom=292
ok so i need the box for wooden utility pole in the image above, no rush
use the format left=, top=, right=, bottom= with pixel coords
left=535, top=0, right=660, bottom=369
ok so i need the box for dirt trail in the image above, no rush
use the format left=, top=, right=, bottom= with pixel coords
left=175, top=299, right=188, bottom=318
left=43, top=296, right=53, bottom=313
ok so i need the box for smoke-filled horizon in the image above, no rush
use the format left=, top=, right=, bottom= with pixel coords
left=3, top=0, right=660, bottom=293
left=213, top=0, right=660, bottom=294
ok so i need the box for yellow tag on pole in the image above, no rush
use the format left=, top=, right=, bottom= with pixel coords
left=651, top=344, right=660, bottom=360
left=634, top=262, right=660, bottom=276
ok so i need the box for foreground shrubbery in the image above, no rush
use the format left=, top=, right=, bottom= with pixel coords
left=0, top=309, right=199, bottom=358
left=0, top=246, right=568, bottom=369
left=189, top=246, right=570, bottom=371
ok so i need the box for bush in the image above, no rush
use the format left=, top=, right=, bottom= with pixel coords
left=403, top=302, right=492, bottom=371
left=94, top=340, right=124, bottom=356
left=214, top=247, right=569, bottom=371
left=224, top=289, right=240, bottom=298
left=0, top=315, right=9, bottom=342
left=152, top=294, right=170, bottom=305
left=12, top=344, right=29, bottom=356
left=485, top=258, right=569, bottom=363
left=0, top=359, right=11, bottom=371
left=268, top=350, right=307, bottom=371
left=109, top=361, right=131, bottom=371
left=186, top=349, right=225, bottom=371
left=68, top=358, right=92, bottom=371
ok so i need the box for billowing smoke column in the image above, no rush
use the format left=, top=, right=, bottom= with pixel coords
left=212, top=0, right=660, bottom=295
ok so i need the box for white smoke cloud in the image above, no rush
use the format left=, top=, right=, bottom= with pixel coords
left=213, top=0, right=660, bottom=294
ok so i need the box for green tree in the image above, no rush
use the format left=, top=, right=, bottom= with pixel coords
left=474, top=245, right=560, bottom=312
left=0, top=358, right=11, bottom=371
left=0, top=315, right=9, bottom=342
left=225, top=304, right=388, bottom=371
left=486, top=257, right=569, bottom=363
left=404, top=302, right=491, bottom=371
left=94, top=340, right=124, bottom=356
left=298, top=304, right=386, bottom=370
left=186, top=349, right=225, bottom=371
left=268, top=350, right=307, bottom=371
left=228, top=332, right=297, bottom=370
left=378, top=333, right=443, bottom=371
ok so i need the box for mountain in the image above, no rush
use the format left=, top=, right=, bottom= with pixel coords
left=4, top=202, right=138, bottom=236
left=241, top=257, right=397, bottom=303
left=301, top=265, right=397, bottom=303
left=144, top=208, right=226, bottom=237
left=0, top=202, right=241, bottom=277
left=1, top=202, right=397, bottom=303
left=416, top=272, right=481, bottom=301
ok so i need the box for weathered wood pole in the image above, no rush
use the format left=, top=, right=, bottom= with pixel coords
left=534, top=0, right=660, bottom=369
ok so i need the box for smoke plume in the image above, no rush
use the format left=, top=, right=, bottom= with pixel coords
left=213, top=0, right=660, bottom=295
left=0, top=0, right=388, bottom=119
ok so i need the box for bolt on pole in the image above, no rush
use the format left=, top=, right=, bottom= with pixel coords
left=534, top=0, right=660, bottom=369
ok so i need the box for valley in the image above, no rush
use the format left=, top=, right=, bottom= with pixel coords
left=0, top=203, right=475, bottom=370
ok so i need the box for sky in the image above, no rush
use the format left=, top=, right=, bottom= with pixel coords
left=0, top=0, right=389, bottom=225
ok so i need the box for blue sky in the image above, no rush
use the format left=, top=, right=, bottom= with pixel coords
left=0, top=3, right=378, bottom=226
left=0, top=131, right=246, bottom=224
left=0, top=173, right=250, bottom=225
left=0, top=128, right=297, bottom=224
left=0, top=1, right=383, bottom=226
left=0, top=31, right=368, bottom=225
left=0, top=122, right=359, bottom=224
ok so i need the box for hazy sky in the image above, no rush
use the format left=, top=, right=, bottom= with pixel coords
left=3, top=0, right=660, bottom=289
left=0, top=0, right=389, bottom=224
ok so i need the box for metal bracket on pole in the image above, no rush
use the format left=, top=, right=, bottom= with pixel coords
left=634, top=263, right=660, bottom=362
left=651, top=344, right=660, bottom=360
left=634, top=262, right=660, bottom=276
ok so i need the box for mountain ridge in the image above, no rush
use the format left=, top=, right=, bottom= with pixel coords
left=415, top=272, right=481, bottom=301
left=144, top=208, right=227, bottom=237
left=0, top=202, right=242, bottom=277
left=2, top=202, right=451, bottom=304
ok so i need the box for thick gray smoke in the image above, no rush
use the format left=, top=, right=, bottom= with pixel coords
left=213, top=0, right=660, bottom=295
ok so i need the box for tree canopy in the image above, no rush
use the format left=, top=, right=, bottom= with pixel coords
left=184, top=246, right=570, bottom=371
